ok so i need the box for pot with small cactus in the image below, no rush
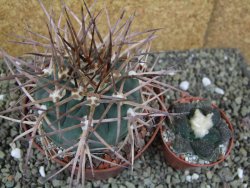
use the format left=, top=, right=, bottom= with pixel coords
left=0, top=1, right=174, bottom=186
left=160, top=95, right=234, bottom=169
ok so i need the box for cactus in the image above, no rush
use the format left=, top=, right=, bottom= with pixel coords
left=34, top=66, right=142, bottom=150
left=0, top=1, right=175, bottom=185
left=167, top=100, right=232, bottom=161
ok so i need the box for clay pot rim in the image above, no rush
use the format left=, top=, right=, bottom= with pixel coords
left=23, top=122, right=161, bottom=173
left=160, top=97, right=234, bottom=167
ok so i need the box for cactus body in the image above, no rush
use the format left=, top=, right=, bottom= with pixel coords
left=35, top=66, right=141, bottom=149
left=168, top=100, right=232, bottom=161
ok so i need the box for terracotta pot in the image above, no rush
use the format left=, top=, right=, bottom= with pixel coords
left=160, top=97, right=234, bottom=169
left=23, top=124, right=160, bottom=180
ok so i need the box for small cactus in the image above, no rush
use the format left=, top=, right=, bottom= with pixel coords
left=0, top=1, right=174, bottom=185
left=167, top=99, right=232, bottom=161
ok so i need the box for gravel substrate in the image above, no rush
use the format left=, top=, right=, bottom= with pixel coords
left=0, top=48, right=249, bottom=188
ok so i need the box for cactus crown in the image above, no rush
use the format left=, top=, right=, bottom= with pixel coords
left=167, top=100, right=232, bottom=161
left=0, top=1, right=173, bottom=185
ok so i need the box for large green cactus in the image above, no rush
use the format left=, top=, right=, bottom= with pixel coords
left=35, top=64, right=141, bottom=149
left=168, top=100, right=232, bottom=161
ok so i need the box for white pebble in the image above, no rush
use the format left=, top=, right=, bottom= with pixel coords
left=11, top=148, right=22, bottom=159
left=168, top=71, right=176, bottom=76
left=202, top=77, right=212, bottom=87
left=192, top=173, right=199, bottom=180
left=184, top=170, right=190, bottom=175
left=215, top=87, right=225, bottom=95
left=179, top=81, right=189, bottom=91
left=39, top=166, right=46, bottom=177
left=237, top=168, right=244, bottom=179
left=0, top=94, right=4, bottom=100
left=186, top=175, right=192, bottom=182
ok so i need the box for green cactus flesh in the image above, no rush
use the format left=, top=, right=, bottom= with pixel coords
left=217, top=120, right=232, bottom=144
left=168, top=100, right=232, bottom=161
left=172, top=134, right=193, bottom=153
left=35, top=74, right=141, bottom=150
left=168, top=115, right=191, bottom=139
left=190, top=140, right=217, bottom=159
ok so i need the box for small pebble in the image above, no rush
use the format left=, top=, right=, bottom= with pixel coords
left=5, top=180, right=15, bottom=188
left=215, top=87, right=225, bottom=95
left=206, top=171, right=213, bottom=179
left=155, top=185, right=164, bottom=188
left=0, top=94, right=4, bottom=100
left=237, top=168, right=244, bottom=179
left=239, top=148, right=247, bottom=157
left=184, top=170, right=190, bottom=175
left=0, top=150, right=5, bottom=159
left=186, top=175, right=192, bottom=182
left=166, top=175, right=171, bottom=184
left=11, top=148, right=22, bottom=159
left=52, top=179, right=64, bottom=187
left=179, top=81, right=189, bottom=91
left=14, top=171, right=22, bottom=181
left=125, top=181, right=135, bottom=188
left=39, top=166, right=46, bottom=177
left=235, top=97, right=242, bottom=105
left=168, top=71, right=176, bottom=76
left=202, top=77, right=212, bottom=87
left=192, top=173, right=199, bottom=180
left=241, top=106, right=249, bottom=117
